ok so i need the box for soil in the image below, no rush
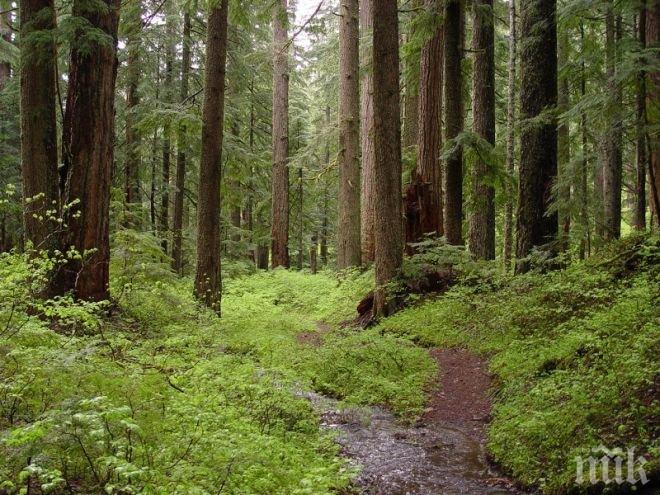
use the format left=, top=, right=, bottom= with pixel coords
left=301, top=342, right=529, bottom=495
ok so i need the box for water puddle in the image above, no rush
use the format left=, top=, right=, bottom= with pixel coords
left=300, top=391, right=525, bottom=495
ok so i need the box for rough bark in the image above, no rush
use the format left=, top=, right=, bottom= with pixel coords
left=557, top=29, right=571, bottom=248
left=634, top=2, right=647, bottom=231
left=124, top=1, right=141, bottom=209
left=320, top=105, right=330, bottom=266
left=172, top=12, right=191, bottom=273
left=310, top=233, right=318, bottom=274
left=271, top=0, right=290, bottom=268
left=19, top=0, right=59, bottom=251
left=468, top=0, right=495, bottom=260
left=503, top=0, right=516, bottom=269
left=373, top=0, right=403, bottom=317
left=406, top=0, right=443, bottom=249
left=515, top=0, right=558, bottom=273
left=443, top=0, right=464, bottom=245
left=647, top=1, right=660, bottom=228
left=338, top=0, right=362, bottom=269
left=602, top=9, right=622, bottom=241
left=402, top=0, right=421, bottom=149
left=57, top=0, right=121, bottom=301
left=579, top=21, right=590, bottom=258
left=360, top=0, right=376, bottom=263
left=160, top=14, right=175, bottom=253
left=194, top=0, right=229, bottom=312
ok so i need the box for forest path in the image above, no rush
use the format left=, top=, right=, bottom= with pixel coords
left=302, top=336, right=528, bottom=494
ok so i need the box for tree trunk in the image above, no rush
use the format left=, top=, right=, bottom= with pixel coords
left=20, top=0, right=59, bottom=251
left=579, top=21, right=590, bottom=259
left=360, top=0, right=376, bottom=263
left=57, top=0, right=121, bottom=301
left=443, top=0, right=464, bottom=245
left=503, top=0, right=516, bottom=269
left=297, top=161, right=303, bottom=270
left=468, top=0, right=495, bottom=260
left=124, top=1, right=141, bottom=211
left=602, top=9, right=622, bottom=241
left=160, top=14, right=175, bottom=253
left=337, top=0, right=361, bottom=269
left=557, top=28, right=571, bottom=249
left=271, top=0, right=290, bottom=268
left=194, top=0, right=229, bottom=312
left=310, top=233, right=318, bottom=274
left=647, top=0, right=660, bottom=228
left=406, top=0, right=443, bottom=249
left=373, top=0, right=403, bottom=317
left=402, top=0, right=421, bottom=149
left=172, top=11, right=191, bottom=273
left=515, top=0, right=557, bottom=273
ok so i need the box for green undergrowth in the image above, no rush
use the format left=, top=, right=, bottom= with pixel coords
left=379, top=235, right=659, bottom=494
left=0, top=233, right=432, bottom=495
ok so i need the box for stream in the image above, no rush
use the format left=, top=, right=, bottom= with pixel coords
left=299, top=391, right=526, bottom=495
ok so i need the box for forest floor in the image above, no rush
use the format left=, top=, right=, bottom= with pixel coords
left=0, top=235, right=658, bottom=494
left=305, top=346, right=526, bottom=495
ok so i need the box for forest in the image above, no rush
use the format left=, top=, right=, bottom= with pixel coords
left=0, top=0, right=659, bottom=493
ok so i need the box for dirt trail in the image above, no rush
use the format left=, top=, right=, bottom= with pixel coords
left=302, top=344, right=528, bottom=495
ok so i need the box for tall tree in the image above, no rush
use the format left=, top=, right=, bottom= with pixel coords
left=373, top=0, right=402, bottom=316
left=443, top=0, right=464, bottom=245
left=557, top=29, right=571, bottom=248
left=271, top=0, right=290, bottom=268
left=194, top=0, right=229, bottom=312
left=160, top=13, right=175, bottom=252
left=503, top=0, right=516, bottom=268
left=602, top=8, right=622, bottom=241
left=172, top=12, right=192, bottom=273
left=20, top=0, right=59, bottom=250
left=468, top=0, right=495, bottom=260
left=515, top=0, right=557, bottom=273
left=402, top=0, right=421, bottom=149
left=57, top=0, right=121, bottom=300
left=578, top=21, right=590, bottom=258
left=634, top=1, right=647, bottom=231
left=338, top=0, right=361, bottom=268
left=647, top=0, right=660, bottom=228
left=124, top=0, right=141, bottom=210
left=406, top=0, right=443, bottom=246
left=360, top=0, right=375, bottom=263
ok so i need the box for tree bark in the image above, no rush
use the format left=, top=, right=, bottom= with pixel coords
left=402, top=0, right=421, bottom=149
left=503, top=0, right=516, bottom=269
left=557, top=28, right=571, bottom=249
left=271, top=0, right=290, bottom=268
left=373, top=0, right=403, bottom=317
left=20, top=0, right=59, bottom=251
left=602, top=8, right=622, bottom=241
left=172, top=11, right=191, bottom=273
left=310, top=233, right=318, bottom=274
left=515, top=0, right=558, bottom=273
left=57, top=0, right=121, bottom=301
left=360, top=0, right=376, bottom=263
left=124, top=0, right=141, bottom=210
left=194, top=0, right=229, bottom=312
left=338, top=0, right=361, bottom=269
left=647, top=0, right=660, bottom=228
left=634, top=3, right=647, bottom=231
left=468, top=0, right=495, bottom=260
left=579, top=21, right=590, bottom=259
left=160, top=14, right=175, bottom=253
left=443, top=0, right=464, bottom=245
left=406, top=0, right=443, bottom=249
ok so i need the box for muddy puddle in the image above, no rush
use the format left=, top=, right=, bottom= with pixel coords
left=299, top=391, right=526, bottom=495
